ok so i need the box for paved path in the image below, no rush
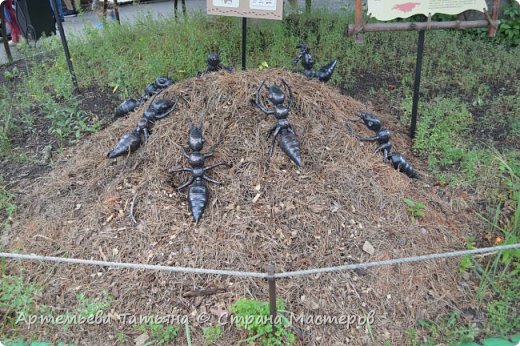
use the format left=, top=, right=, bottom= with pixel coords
left=1, top=0, right=351, bottom=65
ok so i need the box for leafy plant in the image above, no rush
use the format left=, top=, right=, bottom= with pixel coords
left=202, top=324, right=223, bottom=345
left=496, top=1, right=520, bottom=46
left=0, top=273, right=43, bottom=332
left=459, top=236, right=477, bottom=273
left=229, top=298, right=295, bottom=346
left=76, top=290, right=112, bottom=318
left=135, top=323, right=178, bottom=345
left=404, top=197, right=426, bottom=222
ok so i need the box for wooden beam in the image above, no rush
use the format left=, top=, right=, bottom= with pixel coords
left=346, top=19, right=500, bottom=36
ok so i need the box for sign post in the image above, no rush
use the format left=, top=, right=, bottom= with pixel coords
left=207, top=0, right=283, bottom=70
left=356, top=0, right=499, bottom=139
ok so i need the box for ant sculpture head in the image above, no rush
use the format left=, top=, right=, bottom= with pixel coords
left=295, top=42, right=314, bottom=70
left=207, top=52, right=221, bottom=69
left=188, top=124, right=204, bottom=151
left=358, top=111, right=382, bottom=132
left=267, top=84, right=286, bottom=106
left=154, top=76, right=174, bottom=89
left=255, top=79, right=294, bottom=118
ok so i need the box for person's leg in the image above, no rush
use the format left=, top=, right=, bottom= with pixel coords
left=49, top=0, right=65, bottom=22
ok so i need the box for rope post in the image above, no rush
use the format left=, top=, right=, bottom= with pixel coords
left=0, top=4, right=13, bottom=64
left=267, top=265, right=277, bottom=332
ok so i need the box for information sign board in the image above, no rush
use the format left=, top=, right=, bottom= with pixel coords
left=207, top=0, right=283, bottom=20
left=368, top=0, right=488, bottom=21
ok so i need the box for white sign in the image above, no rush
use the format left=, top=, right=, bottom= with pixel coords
left=207, top=0, right=283, bottom=20
left=368, top=0, right=488, bottom=21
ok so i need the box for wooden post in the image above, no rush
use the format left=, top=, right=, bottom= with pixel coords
left=487, top=0, right=500, bottom=37
left=354, top=0, right=364, bottom=42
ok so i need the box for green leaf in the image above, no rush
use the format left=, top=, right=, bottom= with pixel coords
left=404, top=198, right=415, bottom=207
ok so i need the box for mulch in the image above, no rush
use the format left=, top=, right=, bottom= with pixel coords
left=5, top=69, right=479, bottom=345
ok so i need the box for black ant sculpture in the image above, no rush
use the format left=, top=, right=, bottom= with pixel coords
left=197, top=52, right=234, bottom=77
left=114, top=76, right=175, bottom=118
left=170, top=120, right=231, bottom=224
left=255, top=79, right=302, bottom=167
left=292, top=42, right=337, bottom=82
left=107, top=92, right=177, bottom=159
left=347, top=112, right=419, bottom=179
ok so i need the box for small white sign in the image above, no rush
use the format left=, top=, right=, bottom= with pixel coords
left=250, top=0, right=276, bottom=11
left=213, top=0, right=239, bottom=8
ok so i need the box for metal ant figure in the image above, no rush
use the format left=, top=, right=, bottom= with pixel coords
left=107, top=93, right=178, bottom=159
left=347, top=112, right=419, bottom=179
left=292, top=42, right=337, bottom=82
left=255, top=79, right=302, bottom=167
left=144, top=76, right=175, bottom=97
left=170, top=121, right=231, bottom=223
left=114, top=76, right=175, bottom=118
left=197, top=52, right=234, bottom=76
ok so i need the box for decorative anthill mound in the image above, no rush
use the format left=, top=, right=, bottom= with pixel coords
left=8, top=69, right=476, bottom=344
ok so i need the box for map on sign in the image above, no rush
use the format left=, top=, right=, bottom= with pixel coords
left=207, top=0, right=282, bottom=19
left=368, top=0, right=488, bottom=21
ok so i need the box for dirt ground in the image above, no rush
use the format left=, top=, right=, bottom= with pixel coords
left=2, top=69, right=485, bottom=345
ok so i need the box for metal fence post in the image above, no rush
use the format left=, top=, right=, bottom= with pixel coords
left=267, top=265, right=277, bottom=331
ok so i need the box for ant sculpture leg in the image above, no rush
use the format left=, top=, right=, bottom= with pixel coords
left=358, top=129, right=391, bottom=144
left=255, top=80, right=275, bottom=116
left=177, top=176, right=195, bottom=191
left=201, top=162, right=231, bottom=185
left=281, top=79, right=294, bottom=111
left=268, top=127, right=282, bottom=157
left=153, top=97, right=178, bottom=120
